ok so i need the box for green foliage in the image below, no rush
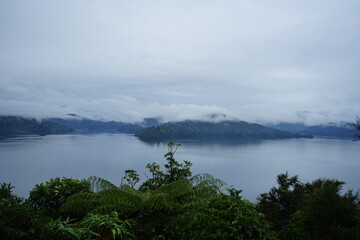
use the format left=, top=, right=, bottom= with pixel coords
left=60, top=192, right=100, bottom=219
left=80, top=212, right=133, bottom=240
left=257, top=173, right=360, bottom=240
left=41, top=218, right=89, bottom=240
left=88, top=176, right=117, bottom=192
left=61, top=179, right=194, bottom=216
left=257, top=172, right=306, bottom=231
left=139, top=142, right=192, bottom=191
left=184, top=173, right=228, bottom=212
left=174, top=188, right=275, bottom=240
left=0, top=183, right=36, bottom=240
left=121, top=170, right=140, bottom=188
left=28, top=177, right=91, bottom=217
left=60, top=179, right=195, bottom=239
left=42, top=213, right=133, bottom=240
left=142, top=180, right=193, bottom=211
left=164, top=142, right=192, bottom=183
left=293, top=181, right=360, bottom=240
left=139, top=162, right=163, bottom=191
left=96, top=187, right=144, bottom=216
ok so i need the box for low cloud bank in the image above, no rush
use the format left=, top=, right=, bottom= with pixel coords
left=0, top=93, right=357, bottom=126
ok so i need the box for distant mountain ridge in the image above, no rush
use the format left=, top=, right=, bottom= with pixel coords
left=2, top=114, right=356, bottom=140
left=0, top=115, right=165, bottom=138
left=267, top=122, right=357, bottom=139
left=135, top=120, right=313, bottom=141
left=45, top=117, right=163, bottom=134
left=0, top=116, right=73, bottom=137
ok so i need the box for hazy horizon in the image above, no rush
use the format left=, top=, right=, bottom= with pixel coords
left=1, top=1, right=359, bottom=125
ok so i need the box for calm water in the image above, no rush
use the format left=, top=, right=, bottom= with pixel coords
left=0, top=134, right=359, bottom=201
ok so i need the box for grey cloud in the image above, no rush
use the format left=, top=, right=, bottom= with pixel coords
left=0, top=0, right=359, bottom=124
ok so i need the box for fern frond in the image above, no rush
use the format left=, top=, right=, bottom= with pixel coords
left=191, top=173, right=227, bottom=194
left=99, top=188, right=143, bottom=208
left=140, top=180, right=193, bottom=211
left=73, top=187, right=143, bottom=216
left=91, top=204, right=120, bottom=215
left=142, top=192, right=173, bottom=210
left=153, top=180, right=193, bottom=199
left=60, top=192, right=100, bottom=216
left=88, top=176, right=117, bottom=192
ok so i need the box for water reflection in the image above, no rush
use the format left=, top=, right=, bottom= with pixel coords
left=0, top=135, right=44, bottom=143
left=138, top=138, right=264, bottom=149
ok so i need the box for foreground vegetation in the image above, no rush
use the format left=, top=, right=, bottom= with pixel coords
left=1, top=142, right=360, bottom=240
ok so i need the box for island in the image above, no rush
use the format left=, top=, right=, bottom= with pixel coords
left=135, top=120, right=313, bottom=141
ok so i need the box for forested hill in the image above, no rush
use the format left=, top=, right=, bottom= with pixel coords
left=135, top=120, right=313, bottom=141
left=268, top=122, right=357, bottom=139
left=0, top=116, right=73, bottom=137
left=46, top=118, right=140, bottom=133
left=46, top=117, right=162, bottom=134
left=298, top=123, right=356, bottom=138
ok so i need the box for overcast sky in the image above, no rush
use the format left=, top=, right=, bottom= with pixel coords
left=0, top=0, right=359, bottom=125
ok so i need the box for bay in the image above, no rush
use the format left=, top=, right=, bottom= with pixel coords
left=0, top=134, right=359, bottom=201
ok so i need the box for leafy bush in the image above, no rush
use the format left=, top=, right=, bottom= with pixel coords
left=139, top=142, right=192, bottom=192
left=41, top=212, right=133, bottom=240
left=0, top=183, right=35, bottom=240
left=28, top=177, right=91, bottom=217
left=257, top=173, right=360, bottom=240
left=294, top=181, right=360, bottom=240
left=174, top=188, right=275, bottom=240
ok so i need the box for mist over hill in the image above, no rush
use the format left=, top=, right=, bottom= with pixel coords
left=2, top=113, right=357, bottom=140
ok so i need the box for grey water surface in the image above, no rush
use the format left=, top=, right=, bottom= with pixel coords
left=0, top=134, right=359, bottom=201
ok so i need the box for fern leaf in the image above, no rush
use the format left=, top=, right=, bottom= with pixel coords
left=60, top=192, right=100, bottom=216
left=99, top=188, right=143, bottom=207
left=88, top=176, right=117, bottom=192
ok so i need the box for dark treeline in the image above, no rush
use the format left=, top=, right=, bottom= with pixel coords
left=1, top=142, right=360, bottom=240
left=135, top=120, right=313, bottom=141
left=0, top=116, right=73, bottom=137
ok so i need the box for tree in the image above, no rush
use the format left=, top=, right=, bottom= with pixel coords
left=121, top=169, right=140, bottom=188
left=0, top=183, right=35, bottom=240
left=257, top=174, right=360, bottom=240
left=162, top=141, right=192, bottom=184
left=28, top=177, right=91, bottom=217
left=139, top=141, right=192, bottom=191
left=256, top=172, right=306, bottom=231
left=295, top=181, right=359, bottom=240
